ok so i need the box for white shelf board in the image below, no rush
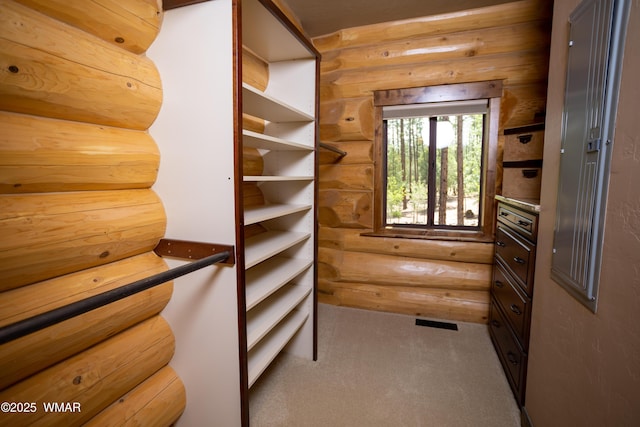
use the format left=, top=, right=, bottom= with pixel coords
left=247, top=308, right=309, bottom=388
left=246, top=283, right=312, bottom=351
left=243, top=175, right=313, bottom=182
left=246, top=257, right=313, bottom=310
left=245, top=230, right=310, bottom=269
left=243, top=83, right=314, bottom=123
left=243, top=129, right=312, bottom=151
left=244, top=203, right=311, bottom=225
left=242, top=0, right=313, bottom=62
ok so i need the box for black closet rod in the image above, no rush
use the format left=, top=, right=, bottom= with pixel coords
left=0, top=250, right=231, bottom=345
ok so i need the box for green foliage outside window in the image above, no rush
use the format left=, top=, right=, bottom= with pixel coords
left=385, top=114, right=484, bottom=228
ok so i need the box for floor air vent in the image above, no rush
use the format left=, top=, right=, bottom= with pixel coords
left=415, top=319, right=458, bottom=331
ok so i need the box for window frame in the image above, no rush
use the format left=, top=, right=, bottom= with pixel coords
left=368, top=81, right=502, bottom=242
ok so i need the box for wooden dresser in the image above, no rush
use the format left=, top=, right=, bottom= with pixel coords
left=489, top=197, right=539, bottom=405
left=490, top=123, right=544, bottom=406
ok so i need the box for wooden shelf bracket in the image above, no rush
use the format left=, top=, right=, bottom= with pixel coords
left=154, top=238, right=235, bottom=266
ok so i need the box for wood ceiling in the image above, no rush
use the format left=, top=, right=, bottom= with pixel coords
left=283, top=0, right=515, bottom=37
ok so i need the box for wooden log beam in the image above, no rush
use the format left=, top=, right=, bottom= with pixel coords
left=243, top=46, right=269, bottom=91
left=313, top=0, right=552, bottom=52
left=0, top=1, right=161, bottom=130
left=319, top=247, right=491, bottom=291
left=85, top=366, right=186, bottom=427
left=319, top=97, right=374, bottom=141
left=244, top=223, right=267, bottom=240
left=319, top=164, right=374, bottom=191
left=318, top=280, right=489, bottom=323
left=317, top=226, right=348, bottom=251
left=243, top=114, right=266, bottom=134
left=320, top=21, right=551, bottom=73
left=0, top=315, right=174, bottom=426
left=0, top=252, right=168, bottom=327
left=243, top=147, right=264, bottom=176
left=0, top=112, right=160, bottom=193
left=320, top=50, right=549, bottom=101
left=0, top=252, right=171, bottom=389
left=243, top=183, right=265, bottom=208
left=318, top=227, right=494, bottom=264
left=318, top=190, right=373, bottom=229
left=0, top=189, right=166, bottom=291
left=12, top=0, right=163, bottom=54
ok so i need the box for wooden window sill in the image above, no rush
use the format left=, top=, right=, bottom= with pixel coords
left=361, top=228, right=495, bottom=244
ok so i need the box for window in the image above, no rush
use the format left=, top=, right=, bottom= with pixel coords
left=384, top=101, right=486, bottom=228
left=371, top=81, right=501, bottom=241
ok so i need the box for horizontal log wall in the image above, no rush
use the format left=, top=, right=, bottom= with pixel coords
left=0, top=1, right=161, bottom=130
left=12, top=0, right=163, bottom=55
left=0, top=253, right=171, bottom=390
left=0, top=112, right=160, bottom=193
left=0, top=316, right=175, bottom=426
left=0, top=189, right=166, bottom=291
left=0, top=0, right=185, bottom=425
left=85, top=366, right=186, bottom=427
left=314, top=0, right=551, bottom=323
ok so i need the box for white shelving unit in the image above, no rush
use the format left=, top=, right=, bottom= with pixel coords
left=148, top=0, right=317, bottom=424
left=243, top=129, right=310, bottom=151
left=245, top=204, right=312, bottom=225
left=245, top=230, right=311, bottom=269
left=247, top=308, right=309, bottom=387
left=244, top=176, right=313, bottom=181
left=243, top=83, right=314, bottom=122
left=247, top=282, right=312, bottom=350
left=245, top=257, right=313, bottom=310
left=147, top=2, right=242, bottom=425
left=241, top=0, right=318, bottom=392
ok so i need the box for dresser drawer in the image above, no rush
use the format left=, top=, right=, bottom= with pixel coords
left=502, top=168, right=542, bottom=201
left=503, top=128, right=544, bottom=162
left=495, top=225, right=535, bottom=294
left=488, top=301, right=527, bottom=404
left=497, top=203, right=538, bottom=242
left=492, top=260, right=531, bottom=348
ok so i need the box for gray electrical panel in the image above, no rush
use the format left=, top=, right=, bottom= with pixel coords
left=551, top=0, right=630, bottom=312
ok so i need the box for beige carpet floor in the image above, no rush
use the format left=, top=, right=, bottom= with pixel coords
left=249, top=303, right=520, bottom=427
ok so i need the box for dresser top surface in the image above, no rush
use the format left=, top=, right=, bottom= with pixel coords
left=496, top=195, right=540, bottom=213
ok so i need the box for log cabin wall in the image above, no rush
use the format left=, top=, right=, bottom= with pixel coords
left=312, top=0, right=552, bottom=323
left=0, top=1, right=186, bottom=425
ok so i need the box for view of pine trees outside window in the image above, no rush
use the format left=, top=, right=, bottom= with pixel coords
left=384, top=112, right=485, bottom=229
